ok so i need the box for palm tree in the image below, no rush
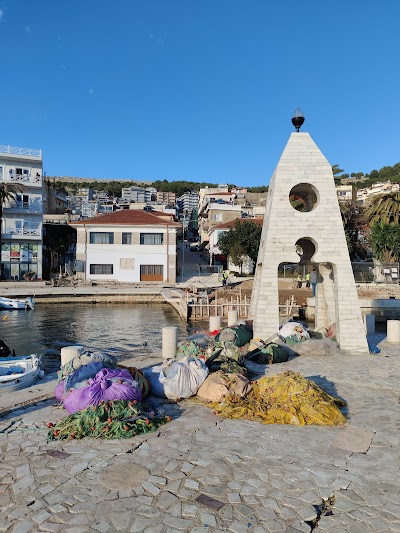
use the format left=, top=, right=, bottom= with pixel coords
left=0, top=182, right=25, bottom=278
left=364, top=192, right=400, bottom=225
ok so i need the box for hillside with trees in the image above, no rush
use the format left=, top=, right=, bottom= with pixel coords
left=49, top=177, right=268, bottom=198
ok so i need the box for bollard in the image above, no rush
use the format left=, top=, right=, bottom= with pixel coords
left=228, top=310, right=239, bottom=327
left=61, top=345, right=84, bottom=367
left=209, top=316, right=222, bottom=332
left=162, top=326, right=178, bottom=359
left=387, top=320, right=400, bottom=343
left=364, top=314, right=375, bottom=335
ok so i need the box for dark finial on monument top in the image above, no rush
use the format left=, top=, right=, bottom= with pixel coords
left=292, top=108, right=305, bottom=132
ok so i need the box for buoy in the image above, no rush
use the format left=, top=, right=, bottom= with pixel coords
left=2, top=316, right=8, bottom=321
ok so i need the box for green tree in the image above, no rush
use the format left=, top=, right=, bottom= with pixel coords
left=0, top=182, right=25, bottom=278
left=370, top=222, right=400, bottom=263
left=332, top=164, right=345, bottom=185
left=229, top=242, right=246, bottom=274
left=218, top=220, right=262, bottom=272
left=339, top=201, right=368, bottom=260
left=364, top=192, right=400, bottom=225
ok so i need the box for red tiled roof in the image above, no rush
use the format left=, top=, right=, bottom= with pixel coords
left=211, top=217, right=264, bottom=230
left=70, top=210, right=181, bottom=227
left=204, top=191, right=233, bottom=196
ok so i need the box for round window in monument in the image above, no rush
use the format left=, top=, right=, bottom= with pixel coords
left=289, top=183, right=319, bottom=212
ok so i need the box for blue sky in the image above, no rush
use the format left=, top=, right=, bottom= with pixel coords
left=0, top=1, right=399, bottom=185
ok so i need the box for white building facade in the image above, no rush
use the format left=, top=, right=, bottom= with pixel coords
left=70, top=210, right=180, bottom=283
left=0, top=145, right=43, bottom=281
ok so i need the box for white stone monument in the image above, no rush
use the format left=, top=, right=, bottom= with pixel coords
left=250, top=113, right=369, bottom=354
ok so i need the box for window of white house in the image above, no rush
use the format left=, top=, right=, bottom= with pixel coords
left=16, top=194, right=29, bottom=208
left=122, top=232, right=132, bottom=244
left=90, top=264, right=113, bottom=275
left=140, top=233, right=164, bottom=245
left=213, top=213, right=222, bottom=222
left=89, top=232, right=114, bottom=244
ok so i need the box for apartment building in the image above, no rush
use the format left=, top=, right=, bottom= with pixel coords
left=156, top=191, right=176, bottom=205
left=197, top=186, right=238, bottom=243
left=70, top=210, right=181, bottom=283
left=121, top=186, right=157, bottom=204
left=336, top=184, right=356, bottom=203
left=357, top=181, right=400, bottom=205
left=176, top=191, right=199, bottom=216
left=0, top=144, right=43, bottom=281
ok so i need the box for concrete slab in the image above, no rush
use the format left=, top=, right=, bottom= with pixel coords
left=99, top=464, right=149, bottom=489
left=331, top=426, right=375, bottom=454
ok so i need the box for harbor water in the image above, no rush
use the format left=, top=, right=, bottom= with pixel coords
left=0, top=304, right=191, bottom=372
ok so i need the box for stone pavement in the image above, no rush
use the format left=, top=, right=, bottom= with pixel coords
left=0, top=334, right=399, bottom=532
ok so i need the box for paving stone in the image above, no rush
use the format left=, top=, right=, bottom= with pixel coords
left=157, top=491, right=179, bottom=510
left=100, top=464, right=149, bottom=490
left=162, top=515, right=193, bottom=530
left=169, top=502, right=182, bottom=517
left=332, top=427, right=375, bottom=454
left=129, top=517, right=156, bottom=533
left=142, top=481, right=161, bottom=496
left=199, top=512, right=216, bottom=526
left=92, top=521, right=111, bottom=533
left=39, top=522, right=62, bottom=532
left=228, top=493, right=241, bottom=504
left=136, top=505, right=160, bottom=519
left=33, top=511, right=51, bottom=525
left=184, top=478, right=199, bottom=490
left=109, top=511, right=132, bottom=531
left=229, top=521, right=249, bottom=533
left=11, top=522, right=35, bottom=533
left=182, top=504, right=197, bottom=518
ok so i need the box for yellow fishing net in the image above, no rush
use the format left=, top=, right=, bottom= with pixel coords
left=210, top=371, right=346, bottom=426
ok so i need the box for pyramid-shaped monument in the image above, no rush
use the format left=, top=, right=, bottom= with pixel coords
left=250, top=130, right=369, bottom=354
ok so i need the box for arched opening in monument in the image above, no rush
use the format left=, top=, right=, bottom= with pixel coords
left=278, top=238, right=318, bottom=320
left=289, top=183, right=319, bottom=212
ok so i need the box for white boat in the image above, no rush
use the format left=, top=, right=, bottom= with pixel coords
left=0, top=296, right=35, bottom=310
left=0, top=355, right=43, bottom=392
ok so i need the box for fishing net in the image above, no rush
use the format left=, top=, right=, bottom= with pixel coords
left=58, top=352, right=118, bottom=383
left=246, top=343, right=289, bottom=364
left=118, top=365, right=150, bottom=397
left=279, top=322, right=310, bottom=344
left=217, top=325, right=253, bottom=347
left=197, top=371, right=252, bottom=402
left=176, top=340, right=205, bottom=359
left=47, top=400, right=170, bottom=440
left=63, top=368, right=142, bottom=414
left=210, top=371, right=346, bottom=426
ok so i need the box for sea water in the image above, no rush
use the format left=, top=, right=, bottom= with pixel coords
left=0, top=304, right=191, bottom=372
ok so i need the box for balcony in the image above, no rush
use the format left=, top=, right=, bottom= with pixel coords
left=5, top=172, right=43, bottom=186
left=2, top=227, right=41, bottom=238
left=0, top=145, right=42, bottom=158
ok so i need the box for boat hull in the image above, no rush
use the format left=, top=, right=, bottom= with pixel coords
left=0, top=297, right=35, bottom=310
left=0, top=355, right=42, bottom=393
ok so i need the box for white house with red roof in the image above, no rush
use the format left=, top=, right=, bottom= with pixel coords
left=209, top=217, right=263, bottom=274
left=70, top=210, right=181, bottom=283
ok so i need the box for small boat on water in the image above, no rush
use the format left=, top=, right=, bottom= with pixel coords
left=0, top=354, right=43, bottom=392
left=0, top=296, right=35, bottom=310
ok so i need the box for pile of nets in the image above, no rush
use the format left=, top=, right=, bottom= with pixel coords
left=279, top=322, right=310, bottom=345
left=210, top=371, right=346, bottom=426
left=47, top=400, right=170, bottom=441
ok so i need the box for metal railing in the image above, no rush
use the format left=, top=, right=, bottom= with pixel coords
left=352, top=262, right=399, bottom=284
left=8, top=173, right=42, bottom=184
left=2, top=227, right=41, bottom=236
left=0, top=145, right=42, bottom=157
